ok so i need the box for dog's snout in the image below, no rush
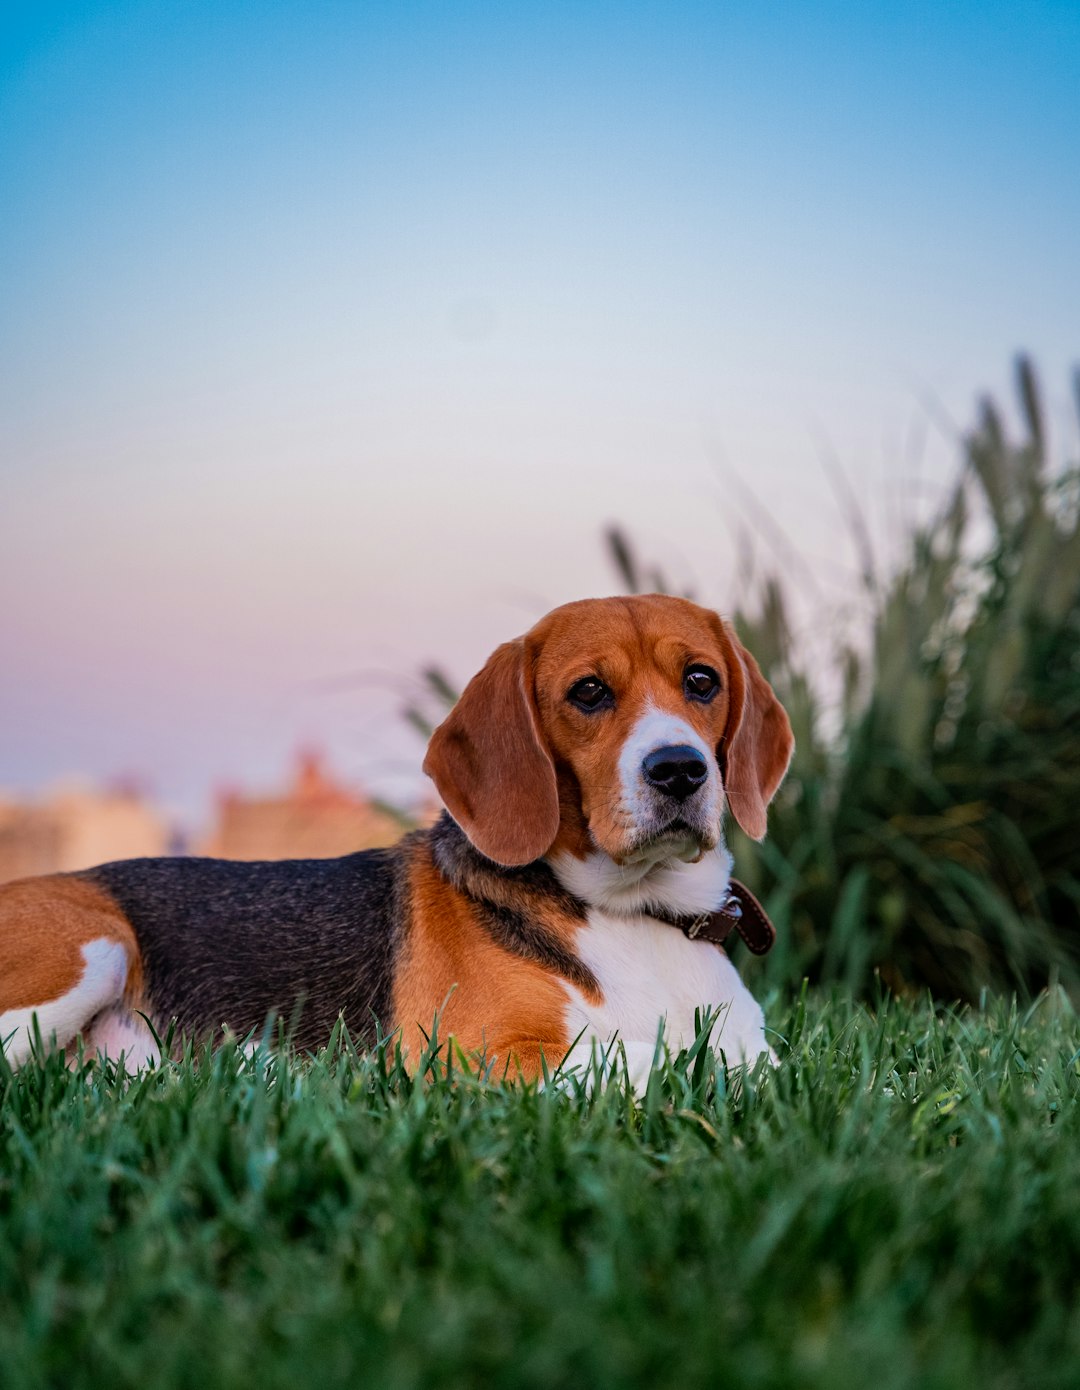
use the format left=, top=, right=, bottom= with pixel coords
left=642, top=745, right=709, bottom=802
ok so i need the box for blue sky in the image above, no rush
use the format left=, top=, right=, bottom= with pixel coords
left=1, top=1, right=1078, bottom=822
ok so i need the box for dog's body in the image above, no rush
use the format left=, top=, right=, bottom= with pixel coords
left=0, top=595, right=793, bottom=1081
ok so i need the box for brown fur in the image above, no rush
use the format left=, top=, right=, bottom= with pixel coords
left=714, top=621, right=794, bottom=841
left=391, top=838, right=576, bottom=1074
left=422, top=640, right=560, bottom=865
left=0, top=875, right=143, bottom=1011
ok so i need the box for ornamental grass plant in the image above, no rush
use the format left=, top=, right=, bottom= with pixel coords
left=602, top=358, right=1080, bottom=1003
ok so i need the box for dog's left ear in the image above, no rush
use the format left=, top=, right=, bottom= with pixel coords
left=715, top=620, right=795, bottom=841
left=423, top=639, right=561, bottom=867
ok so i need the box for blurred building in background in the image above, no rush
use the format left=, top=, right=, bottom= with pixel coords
left=0, top=783, right=169, bottom=884
left=0, top=750, right=432, bottom=883
left=199, top=748, right=407, bottom=860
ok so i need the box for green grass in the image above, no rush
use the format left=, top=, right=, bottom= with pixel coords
left=2, top=990, right=1079, bottom=1389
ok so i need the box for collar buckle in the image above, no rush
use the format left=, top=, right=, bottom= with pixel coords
left=686, top=912, right=710, bottom=940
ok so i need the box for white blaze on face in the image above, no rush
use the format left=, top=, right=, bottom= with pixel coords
left=617, top=703, right=721, bottom=843
left=549, top=702, right=731, bottom=917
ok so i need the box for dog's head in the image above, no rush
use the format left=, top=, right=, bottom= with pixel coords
left=423, top=594, right=793, bottom=874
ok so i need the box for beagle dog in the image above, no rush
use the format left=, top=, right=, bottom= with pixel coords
left=0, top=595, right=793, bottom=1084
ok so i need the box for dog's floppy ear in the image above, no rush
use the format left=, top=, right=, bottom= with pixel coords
left=423, top=639, right=560, bottom=867
left=716, top=621, right=794, bottom=841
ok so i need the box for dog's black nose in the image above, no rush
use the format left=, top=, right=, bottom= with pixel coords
left=642, top=745, right=709, bottom=802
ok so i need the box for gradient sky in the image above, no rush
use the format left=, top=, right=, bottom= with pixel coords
left=2, top=1, right=1078, bottom=826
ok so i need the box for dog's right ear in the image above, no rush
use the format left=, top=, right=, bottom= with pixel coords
left=423, top=640, right=561, bottom=867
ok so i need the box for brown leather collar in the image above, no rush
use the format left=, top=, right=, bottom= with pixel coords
left=660, top=878, right=776, bottom=955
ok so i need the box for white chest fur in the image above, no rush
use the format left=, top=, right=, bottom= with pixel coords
left=560, top=909, right=771, bottom=1077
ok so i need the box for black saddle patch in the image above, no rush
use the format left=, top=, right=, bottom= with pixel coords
left=85, top=846, right=409, bottom=1051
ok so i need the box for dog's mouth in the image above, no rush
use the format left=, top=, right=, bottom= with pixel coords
left=619, top=817, right=712, bottom=867
left=652, top=816, right=694, bottom=841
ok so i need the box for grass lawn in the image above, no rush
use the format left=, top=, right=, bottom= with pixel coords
left=2, top=989, right=1078, bottom=1390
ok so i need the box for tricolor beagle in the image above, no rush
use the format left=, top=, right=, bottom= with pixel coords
left=0, top=595, right=793, bottom=1085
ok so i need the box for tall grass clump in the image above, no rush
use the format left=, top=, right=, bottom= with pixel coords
left=726, top=358, right=1080, bottom=1001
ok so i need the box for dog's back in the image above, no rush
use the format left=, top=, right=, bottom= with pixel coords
left=0, top=843, right=407, bottom=1065
left=86, top=847, right=404, bottom=1048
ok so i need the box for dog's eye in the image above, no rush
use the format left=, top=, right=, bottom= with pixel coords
left=684, top=665, right=720, bottom=702
left=568, top=677, right=612, bottom=712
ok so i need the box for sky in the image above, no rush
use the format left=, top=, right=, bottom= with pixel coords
left=1, top=0, right=1078, bottom=826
